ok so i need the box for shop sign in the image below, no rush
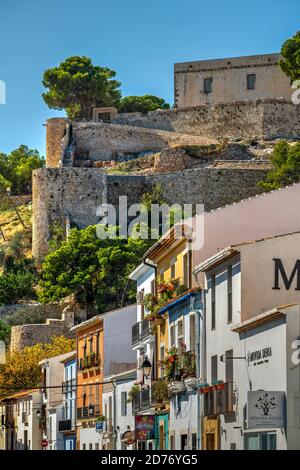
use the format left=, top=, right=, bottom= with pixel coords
left=248, top=391, right=285, bottom=429
left=135, top=415, right=155, bottom=440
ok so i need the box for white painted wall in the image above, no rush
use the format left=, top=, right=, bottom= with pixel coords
left=205, top=254, right=289, bottom=450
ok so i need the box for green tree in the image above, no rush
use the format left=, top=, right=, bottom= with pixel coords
left=258, top=141, right=300, bottom=191
left=38, top=225, right=152, bottom=311
left=118, top=95, right=170, bottom=114
left=0, top=320, right=11, bottom=346
left=0, top=145, right=44, bottom=195
left=42, top=56, right=122, bottom=120
left=0, top=272, right=37, bottom=305
left=280, top=31, right=300, bottom=82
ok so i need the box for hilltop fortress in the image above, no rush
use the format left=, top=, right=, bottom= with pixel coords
left=32, top=54, right=300, bottom=259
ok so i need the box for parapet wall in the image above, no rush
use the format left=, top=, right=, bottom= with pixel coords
left=32, top=166, right=267, bottom=259
left=113, top=100, right=300, bottom=140
left=45, top=101, right=300, bottom=167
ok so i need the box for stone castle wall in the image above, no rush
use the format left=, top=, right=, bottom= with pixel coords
left=32, top=166, right=267, bottom=259
left=10, top=322, right=74, bottom=351
left=45, top=101, right=300, bottom=168
left=113, top=100, right=300, bottom=140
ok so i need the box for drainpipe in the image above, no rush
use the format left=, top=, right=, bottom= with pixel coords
left=112, top=379, right=117, bottom=450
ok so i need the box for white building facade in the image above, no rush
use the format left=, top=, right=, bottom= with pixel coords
left=195, top=232, right=300, bottom=450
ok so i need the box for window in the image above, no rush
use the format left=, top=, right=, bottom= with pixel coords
left=225, top=349, right=233, bottom=383
left=151, top=279, right=156, bottom=295
left=245, top=432, right=277, bottom=450
left=82, top=443, right=86, bottom=450
left=204, top=78, right=213, bottom=94
left=121, top=392, right=127, bottom=416
left=211, top=274, right=216, bottom=331
left=170, top=324, right=175, bottom=348
left=95, top=443, right=99, bottom=450
left=247, top=74, right=256, bottom=90
left=183, top=252, right=192, bottom=289
left=211, top=355, right=218, bottom=383
left=181, top=434, right=188, bottom=450
left=192, top=433, right=197, bottom=450
left=170, top=434, right=175, bottom=450
left=170, top=262, right=176, bottom=279
left=89, top=443, right=93, bottom=450
left=138, top=289, right=145, bottom=319
left=96, top=332, right=100, bottom=360
left=227, top=265, right=233, bottom=324
left=177, top=319, right=184, bottom=346
left=189, top=315, right=196, bottom=352
left=89, top=336, right=93, bottom=354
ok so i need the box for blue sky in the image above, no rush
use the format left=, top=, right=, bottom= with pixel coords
left=0, top=0, right=299, bottom=155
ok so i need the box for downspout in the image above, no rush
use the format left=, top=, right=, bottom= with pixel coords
left=112, top=379, right=117, bottom=450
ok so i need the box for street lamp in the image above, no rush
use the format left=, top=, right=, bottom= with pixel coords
left=142, top=356, right=152, bottom=380
left=88, top=403, right=94, bottom=416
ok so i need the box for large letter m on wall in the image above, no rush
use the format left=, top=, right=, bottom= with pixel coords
left=273, top=258, right=300, bottom=291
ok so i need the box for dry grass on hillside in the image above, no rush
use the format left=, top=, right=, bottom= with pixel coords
left=0, top=202, right=32, bottom=255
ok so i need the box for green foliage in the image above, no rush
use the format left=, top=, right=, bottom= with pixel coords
left=38, top=225, right=153, bottom=312
left=118, top=95, right=170, bottom=114
left=0, top=319, right=11, bottom=345
left=0, top=145, right=44, bottom=195
left=280, top=31, right=300, bottom=82
left=0, top=272, right=36, bottom=305
left=152, top=379, right=169, bottom=403
left=42, top=56, right=122, bottom=120
left=258, top=141, right=300, bottom=191
left=141, top=184, right=165, bottom=210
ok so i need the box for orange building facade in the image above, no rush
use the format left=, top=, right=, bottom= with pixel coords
left=72, top=316, right=104, bottom=450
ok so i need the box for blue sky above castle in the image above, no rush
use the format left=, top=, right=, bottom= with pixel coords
left=0, top=0, right=299, bottom=155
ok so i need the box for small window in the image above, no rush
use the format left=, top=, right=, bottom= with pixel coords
left=189, top=315, right=196, bottom=352
left=170, top=263, right=176, bottom=279
left=204, top=78, right=213, bottom=94
left=82, top=443, right=86, bottom=450
left=170, top=324, right=175, bottom=348
left=121, top=391, right=127, bottom=416
left=170, top=434, right=175, bottom=450
left=211, top=355, right=218, bottom=383
left=177, top=319, right=184, bottom=345
left=247, top=74, right=256, bottom=90
left=95, top=443, right=99, bottom=451
left=89, top=443, right=93, bottom=450
left=225, top=349, right=233, bottom=383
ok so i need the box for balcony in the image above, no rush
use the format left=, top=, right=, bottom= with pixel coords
left=132, top=381, right=169, bottom=414
left=132, top=388, right=151, bottom=414
left=78, top=354, right=101, bottom=371
left=132, top=319, right=152, bottom=348
left=202, top=382, right=235, bottom=416
left=58, top=419, right=73, bottom=432
left=77, top=404, right=101, bottom=420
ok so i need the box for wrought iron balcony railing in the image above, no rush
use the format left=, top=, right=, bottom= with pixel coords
left=132, top=319, right=151, bottom=347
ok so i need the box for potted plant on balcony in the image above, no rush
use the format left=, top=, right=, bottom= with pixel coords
left=152, top=379, right=169, bottom=404
left=181, top=347, right=197, bottom=391
left=127, top=385, right=140, bottom=404
left=96, top=415, right=106, bottom=423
